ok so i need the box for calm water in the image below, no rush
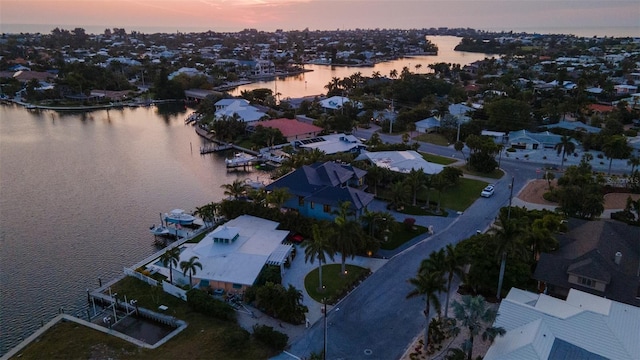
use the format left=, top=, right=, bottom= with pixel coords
left=0, top=104, right=268, bottom=354
left=0, top=36, right=489, bottom=354
left=232, top=36, right=493, bottom=99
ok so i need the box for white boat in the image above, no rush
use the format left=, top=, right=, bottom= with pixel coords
left=150, top=225, right=171, bottom=236
left=164, top=209, right=196, bottom=225
left=225, top=152, right=257, bottom=167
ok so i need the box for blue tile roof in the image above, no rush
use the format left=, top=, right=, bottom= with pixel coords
left=266, top=161, right=373, bottom=210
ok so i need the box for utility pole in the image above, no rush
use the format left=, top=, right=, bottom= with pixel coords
left=507, top=176, right=514, bottom=220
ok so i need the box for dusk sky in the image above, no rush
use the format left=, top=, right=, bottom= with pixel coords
left=1, top=0, right=638, bottom=36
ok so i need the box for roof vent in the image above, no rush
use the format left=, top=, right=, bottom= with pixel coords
left=614, top=251, right=622, bottom=265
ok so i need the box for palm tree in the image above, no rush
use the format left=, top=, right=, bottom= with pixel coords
left=159, top=247, right=181, bottom=284
left=179, top=256, right=202, bottom=288
left=361, top=209, right=393, bottom=240
left=452, top=295, right=505, bottom=360
left=388, top=181, right=410, bottom=211
left=603, top=135, right=632, bottom=175
left=332, top=201, right=361, bottom=276
left=628, top=155, right=640, bottom=175
left=542, top=171, right=555, bottom=190
left=220, top=179, right=247, bottom=200
left=406, top=270, right=446, bottom=349
left=492, top=213, right=526, bottom=300
left=441, top=244, right=467, bottom=318
left=389, top=69, right=398, bottom=79
left=302, top=223, right=335, bottom=291
left=554, top=135, right=575, bottom=170
left=194, top=202, right=218, bottom=229
left=431, top=173, right=448, bottom=214
left=266, top=187, right=291, bottom=209
left=366, top=165, right=385, bottom=197
left=406, top=169, right=427, bottom=206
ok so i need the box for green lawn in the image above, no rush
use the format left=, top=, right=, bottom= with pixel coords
left=304, top=264, right=369, bottom=303
left=419, top=178, right=489, bottom=211
left=420, top=152, right=458, bottom=165
left=380, top=224, right=428, bottom=250
left=415, top=133, right=450, bottom=146
left=11, top=277, right=277, bottom=360
left=456, top=165, right=505, bottom=179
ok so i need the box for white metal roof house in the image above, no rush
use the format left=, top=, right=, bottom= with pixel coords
left=355, top=150, right=444, bottom=175
left=485, top=288, right=640, bottom=360
left=294, top=133, right=366, bottom=155
left=318, top=96, right=362, bottom=111
left=170, top=215, right=292, bottom=292
left=214, top=99, right=266, bottom=123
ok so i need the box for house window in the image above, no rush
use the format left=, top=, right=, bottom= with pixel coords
left=310, top=202, right=315, bottom=209
left=579, top=277, right=595, bottom=288
left=323, top=204, right=331, bottom=213
left=298, top=196, right=304, bottom=206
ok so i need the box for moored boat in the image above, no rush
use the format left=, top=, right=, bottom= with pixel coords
left=164, top=209, right=196, bottom=225
left=149, top=225, right=171, bottom=236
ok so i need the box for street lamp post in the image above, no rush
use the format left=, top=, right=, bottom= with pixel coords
left=323, top=297, right=328, bottom=360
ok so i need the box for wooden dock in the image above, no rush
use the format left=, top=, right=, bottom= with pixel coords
left=200, top=144, right=233, bottom=154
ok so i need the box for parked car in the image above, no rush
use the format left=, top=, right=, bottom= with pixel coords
left=287, top=232, right=304, bottom=243
left=481, top=184, right=495, bottom=197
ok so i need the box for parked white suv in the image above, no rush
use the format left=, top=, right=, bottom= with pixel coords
left=481, top=185, right=495, bottom=197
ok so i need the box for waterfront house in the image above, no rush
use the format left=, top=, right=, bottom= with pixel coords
left=171, top=215, right=293, bottom=293
left=265, top=161, right=374, bottom=221
left=250, top=118, right=323, bottom=142
left=214, top=98, right=266, bottom=123
left=293, top=133, right=366, bottom=155
left=485, top=288, right=640, bottom=360
left=355, top=150, right=444, bottom=175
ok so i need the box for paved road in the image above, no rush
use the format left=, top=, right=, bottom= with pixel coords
left=276, top=128, right=629, bottom=360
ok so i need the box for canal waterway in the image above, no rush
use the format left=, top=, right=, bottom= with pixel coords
left=232, top=36, right=494, bottom=99
left=0, top=36, right=492, bottom=355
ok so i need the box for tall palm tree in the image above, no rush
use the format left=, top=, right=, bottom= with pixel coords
left=194, top=202, right=218, bottom=229
left=602, top=135, right=632, bottom=175
left=441, top=244, right=467, bottom=318
left=406, top=168, right=427, bottom=206
left=389, top=181, right=410, bottom=210
left=452, top=295, right=505, bottom=360
left=406, top=270, right=446, bottom=349
left=179, top=256, right=202, bottom=288
left=627, top=155, right=640, bottom=175
left=302, top=223, right=335, bottom=291
left=419, top=249, right=446, bottom=319
left=266, top=187, right=291, bottom=209
left=332, top=201, right=361, bottom=276
left=220, top=179, right=247, bottom=200
left=431, top=173, right=448, bottom=213
left=159, top=247, right=181, bottom=284
left=554, top=135, right=575, bottom=170
left=492, top=213, right=526, bottom=299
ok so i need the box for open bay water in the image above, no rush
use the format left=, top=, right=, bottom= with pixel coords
left=0, top=103, right=261, bottom=354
